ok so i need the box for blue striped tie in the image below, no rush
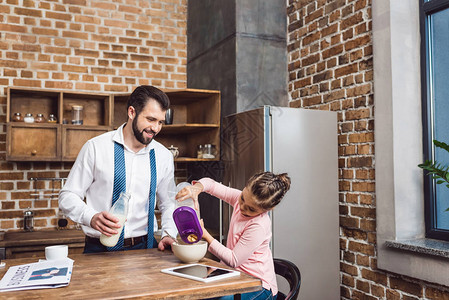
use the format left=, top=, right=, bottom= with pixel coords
left=107, top=143, right=157, bottom=251
left=147, top=149, right=157, bottom=248
left=107, top=142, right=126, bottom=251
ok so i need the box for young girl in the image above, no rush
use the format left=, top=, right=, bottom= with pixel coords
left=176, top=171, right=291, bottom=300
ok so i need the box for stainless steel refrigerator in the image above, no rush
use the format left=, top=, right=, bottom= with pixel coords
left=221, top=106, right=339, bottom=299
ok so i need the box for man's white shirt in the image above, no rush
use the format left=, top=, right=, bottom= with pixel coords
left=59, top=124, right=178, bottom=239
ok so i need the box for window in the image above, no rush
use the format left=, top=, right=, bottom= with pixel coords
left=374, top=0, right=449, bottom=287
left=421, top=0, right=449, bottom=240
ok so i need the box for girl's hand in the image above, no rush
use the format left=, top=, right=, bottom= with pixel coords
left=175, top=182, right=204, bottom=210
left=199, top=219, right=214, bottom=244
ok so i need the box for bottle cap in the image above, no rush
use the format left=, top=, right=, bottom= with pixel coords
left=173, top=206, right=203, bottom=244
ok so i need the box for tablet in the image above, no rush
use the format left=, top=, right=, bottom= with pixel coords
left=161, top=263, right=240, bottom=283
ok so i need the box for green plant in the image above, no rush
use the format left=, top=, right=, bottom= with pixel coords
left=418, top=139, right=449, bottom=211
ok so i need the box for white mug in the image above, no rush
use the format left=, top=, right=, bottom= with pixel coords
left=45, top=245, right=68, bottom=260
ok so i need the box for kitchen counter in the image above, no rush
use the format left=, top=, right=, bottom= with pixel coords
left=0, top=230, right=85, bottom=259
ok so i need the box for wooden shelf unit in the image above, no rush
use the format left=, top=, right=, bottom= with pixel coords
left=113, top=88, right=221, bottom=162
left=6, top=87, right=220, bottom=162
left=6, top=87, right=113, bottom=161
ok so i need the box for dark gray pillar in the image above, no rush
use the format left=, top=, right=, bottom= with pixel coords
left=187, top=0, right=287, bottom=118
left=187, top=1, right=287, bottom=245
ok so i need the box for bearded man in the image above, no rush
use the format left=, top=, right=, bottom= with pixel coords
left=59, top=86, right=177, bottom=253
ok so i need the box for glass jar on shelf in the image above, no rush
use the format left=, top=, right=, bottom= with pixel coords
left=23, top=113, right=34, bottom=123
left=12, top=112, right=23, bottom=122
left=48, top=114, right=57, bottom=123
left=35, top=113, right=46, bottom=123
left=71, top=105, right=83, bottom=125
left=202, top=144, right=217, bottom=159
left=197, top=145, right=203, bottom=159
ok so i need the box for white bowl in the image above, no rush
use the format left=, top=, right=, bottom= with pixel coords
left=172, top=240, right=208, bottom=263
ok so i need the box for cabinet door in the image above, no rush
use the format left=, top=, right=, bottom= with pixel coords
left=7, top=124, right=60, bottom=161
left=62, top=126, right=109, bottom=161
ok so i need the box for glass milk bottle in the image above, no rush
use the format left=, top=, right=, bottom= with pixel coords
left=100, top=192, right=130, bottom=247
left=172, top=182, right=203, bottom=243
left=176, top=182, right=200, bottom=217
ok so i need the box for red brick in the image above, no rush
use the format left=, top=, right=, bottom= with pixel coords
left=426, top=287, right=449, bottom=300
left=45, top=81, right=73, bottom=89
left=324, top=0, right=344, bottom=13
left=386, top=289, right=401, bottom=300
left=343, top=228, right=367, bottom=240
left=352, top=182, right=375, bottom=192
left=335, top=63, right=359, bottom=78
left=356, top=254, right=370, bottom=267
left=371, top=284, right=385, bottom=297
left=75, top=82, right=101, bottom=91
left=360, top=219, right=376, bottom=232
left=346, top=35, right=371, bottom=51
left=360, top=194, right=374, bottom=205
left=348, top=132, right=373, bottom=143
left=341, top=216, right=360, bottom=229
left=342, top=273, right=355, bottom=287
left=357, top=279, right=370, bottom=293
left=14, top=7, right=42, bottom=17
left=341, top=169, right=354, bottom=179
left=118, top=37, right=142, bottom=45
left=343, top=28, right=353, bottom=41
left=61, top=65, right=88, bottom=73
left=341, top=262, right=358, bottom=276
left=361, top=269, right=388, bottom=285
left=341, top=286, right=351, bottom=298
left=348, top=240, right=375, bottom=256
left=130, top=54, right=154, bottom=62
left=341, top=11, right=364, bottom=30
left=353, top=290, right=377, bottom=300
left=389, top=277, right=422, bottom=297
left=74, top=49, right=99, bottom=57
left=348, top=156, right=372, bottom=168
left=0, top=210, right=23, bottom=218
left=63, top=30, right=88, bottom=39
left=351, top=206, right=375, bottom=219
left=0, top=59, right=27, bottom=68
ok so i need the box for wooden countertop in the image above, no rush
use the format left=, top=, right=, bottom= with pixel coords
left=0, top=248, right=262, bottom=299
left=0, top=230, right=85, bottom=247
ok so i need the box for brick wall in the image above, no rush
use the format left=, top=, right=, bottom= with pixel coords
left=0, top=0, right=187, bottom=231
left=287, top=0, right=449, bottom=299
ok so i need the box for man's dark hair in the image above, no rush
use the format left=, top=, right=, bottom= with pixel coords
left=127, top=85, right=170, bottom=115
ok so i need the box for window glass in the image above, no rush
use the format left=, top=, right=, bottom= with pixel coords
left=427, top=7, right=449, bottom=230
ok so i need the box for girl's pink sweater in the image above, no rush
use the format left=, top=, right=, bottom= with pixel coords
left=198, top=178, right=277, bottom=295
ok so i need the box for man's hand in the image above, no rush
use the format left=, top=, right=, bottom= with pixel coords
left=90, top=211, right=121, bottom=236
left=158, top=235, right=176, bottom=251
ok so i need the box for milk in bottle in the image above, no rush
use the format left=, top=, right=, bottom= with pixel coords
left=100, top=192, right=130, bottom=247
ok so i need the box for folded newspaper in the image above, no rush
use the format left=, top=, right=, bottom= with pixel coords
left=0, top=258, right=73, bottom=292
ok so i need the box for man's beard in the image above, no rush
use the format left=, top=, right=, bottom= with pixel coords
left=132, top=117, right=156, bottom=145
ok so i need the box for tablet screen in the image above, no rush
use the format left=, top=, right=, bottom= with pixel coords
left=172, top=265, right=232, bottom=279
left=161, top=263, right=240, bottom=282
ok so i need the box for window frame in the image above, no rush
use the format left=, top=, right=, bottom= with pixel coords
left=420, top=0, right=449, bottom=241
left=374, top=0, right=449, bottom=287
